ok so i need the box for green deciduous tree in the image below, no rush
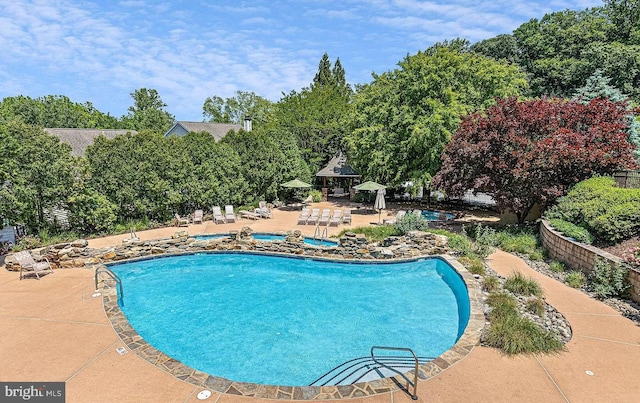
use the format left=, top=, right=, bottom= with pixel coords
left=0, top=121, right=76, bottom=230
left=605, top=0, right=640, bottom=43
left=171, top=131, right=247, bottom=210
left=345, top=41, right=527, bottom=187
left=272, top=53, right=353, bottom=171
left=220, top=128, right=310, bottom=203
left=0, top=95, right=118, bottom=128
left=471, top=34, right=520, bottom=65
left=86, top=131, right=178, bottom=220
left=120, top=88, right=175, bottom=133
left=202, top=90, right=273, bottom=125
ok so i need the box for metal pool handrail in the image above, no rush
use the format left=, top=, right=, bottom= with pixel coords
left=371, top=345, right=420, bottom=400
left=95, top=266, right=124, bottom=305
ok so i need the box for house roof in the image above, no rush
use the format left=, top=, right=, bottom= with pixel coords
left=164, top=121, right=241, bottom=141
left=315, top=152, right=361, bottom=178
left=44, top=128, right=137, bottom=157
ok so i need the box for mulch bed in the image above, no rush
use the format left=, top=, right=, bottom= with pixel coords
left=598, top=236, right=639, bottom=260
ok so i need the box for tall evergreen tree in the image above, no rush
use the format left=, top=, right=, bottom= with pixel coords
left=313, top=53, right=333, bottom=87
left=273, top=53, right=352, bottom=171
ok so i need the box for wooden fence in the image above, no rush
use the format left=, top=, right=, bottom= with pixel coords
left=614, top=170, right=640, bottom=189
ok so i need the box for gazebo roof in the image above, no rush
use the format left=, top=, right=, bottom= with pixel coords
left=315, top=152, right=360, bottom=178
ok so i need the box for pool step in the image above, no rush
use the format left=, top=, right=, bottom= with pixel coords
left=309, top=355, right=434, bottom=386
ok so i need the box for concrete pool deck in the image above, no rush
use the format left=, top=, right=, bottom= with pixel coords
left=2, top=201, right=639, bottom=402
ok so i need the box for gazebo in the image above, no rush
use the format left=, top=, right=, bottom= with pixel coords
left=315, top=152, right=361, bottom=201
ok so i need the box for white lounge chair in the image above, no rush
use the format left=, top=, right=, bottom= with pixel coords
left=212, top=206, right=225, bottom=224
left=175, top=213, right=190, bottom=227
left=225, top=205, right=237, bottom=223
left=193, top=209, right=204, bottom=224
left=255, top=201, right=273, bottom=218
left=239, top=210, right=260, bottom=220
left=318, top=209, right=331, bottom=226
left=297, top=207, right=310, bottom=225
left=14, top=250, right=54, bottom=280
left=342, top=209, right=352, bottom=225
left=329, top=209, right=342, bottom=226
left=307, top=208, right=320, bottom=225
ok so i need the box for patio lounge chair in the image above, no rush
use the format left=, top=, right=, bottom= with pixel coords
left=225, top=205, right=237, bottom=223
left=302, top=195, right=313, bottom=206
left=193, top=209, right=204, bottom=224
left=255, top=201, right=273, bottom=218
left=239, top=210, right=261, bottom=220
left=329, top=209, right=343, bottom=226
left=297, top=207, right=310, bottom=225
left=14, top=250, right=54, bottom=280
left=175, top=213, right=190, bottom=227
left=212, top=206, right=225, bottom=224
left=307, top=208, right=320, bottom=225
left=318, top=209, right=331, bottom=226
left=342, top=209, right=352, bottom=225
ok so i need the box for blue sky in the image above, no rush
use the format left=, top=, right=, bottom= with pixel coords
left=0, top=0, right=603, bottom=122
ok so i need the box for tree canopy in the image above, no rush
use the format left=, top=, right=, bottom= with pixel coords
left=0, top=95, right=119, bottom=128
left=271, top=53, right=352, bottom=171
left=202, top=90, right=273, bottom=126
left=120, top=88, right=175, bottom=133
left=432, top=97, right=639, bottom=223
left=0, top=121, right=76, bottom=229
left=345, top=41, right=527, bottom=187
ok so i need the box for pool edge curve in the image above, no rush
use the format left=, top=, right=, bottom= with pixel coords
left=99, top=251, right=485, bottom=400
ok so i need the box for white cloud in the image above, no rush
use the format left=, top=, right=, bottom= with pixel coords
left=0, top=0, right=605, bottom=120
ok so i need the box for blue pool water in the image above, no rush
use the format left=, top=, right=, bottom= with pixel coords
left=196, top=233, right=338, bottom=247
left=422, top=210, right=455, bottom=221
left=110, top=253, right=470, bottom=386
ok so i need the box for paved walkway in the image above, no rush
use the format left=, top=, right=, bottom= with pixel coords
left=1, top=204, right=639, bottom=402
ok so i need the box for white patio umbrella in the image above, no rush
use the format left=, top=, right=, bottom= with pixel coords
left=374, top=188, right=386, bottom=224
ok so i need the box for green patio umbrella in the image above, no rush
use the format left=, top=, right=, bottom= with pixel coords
left=353, top=181, right=386, bottom=191
left=280, top=179, right=312, bottom=188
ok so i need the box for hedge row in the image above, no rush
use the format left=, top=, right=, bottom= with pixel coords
left=545, top=176, right=640, bottom=244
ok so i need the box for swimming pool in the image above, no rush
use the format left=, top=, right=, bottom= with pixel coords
left=422, top=210, right=455, bottom=221
left=110, top=253, right=470, bottom=387
left=195, top=233, right=338, bottom=247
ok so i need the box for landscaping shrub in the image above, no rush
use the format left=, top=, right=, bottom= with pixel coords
left=309, top=189, right=323, bottom=203
left=336, top=225, right=399, bottom=242
left=499, top=232, right=539, bottom=255
left=484, top=312, right=564, bottom=355
left=485, top=291, right=563, bottom=355
left=565, top=271, right=586, bottom=288
left=446, top=233, right=472, bottom=256
left=12, top=235, right=43, bottom=252
left=588, top=257, right=630, bottom=299
left=548, top=218, right=593, bottom=244
left=548, top=261, right=566, bottom=273
left=486, top=292, right=519, bottom=320
left=504, top=272, right=543, bottom=297
left=473, top=224, right=501, bottom=247
left=545, top=176, right=640, bottom=244
left=457, top=256, right=485, bottom=275
left=483, top=275, right=500, bottom=292
left=394, top=212, right=429, bottom=234
left=525, top=298, right=546, bottom=317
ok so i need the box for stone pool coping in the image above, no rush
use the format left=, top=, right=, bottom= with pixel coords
left=99, top=250, right=484, bottom=400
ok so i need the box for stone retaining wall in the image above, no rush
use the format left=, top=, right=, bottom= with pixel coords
left=539, top=220, right=640, bottom=303
left=3, top=228, right=450, bottom=272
